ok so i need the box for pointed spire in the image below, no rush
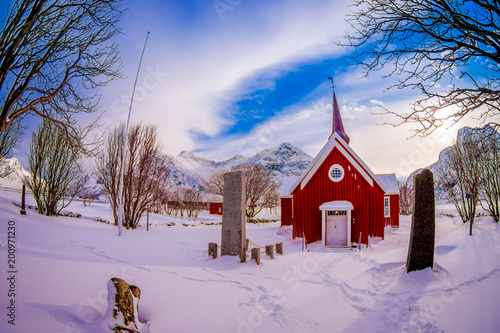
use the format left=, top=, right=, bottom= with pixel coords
left=329, top=93, right=350, bottom=144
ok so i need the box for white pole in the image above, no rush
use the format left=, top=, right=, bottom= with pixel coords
left=117, top=31, right=150, bottom=236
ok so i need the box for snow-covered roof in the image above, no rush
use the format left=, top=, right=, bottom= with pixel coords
left=319, top=201, right=354, bottom=211
left=375, top=174, right=399, bottom=195
left=280, top=175, right=299, bottom=197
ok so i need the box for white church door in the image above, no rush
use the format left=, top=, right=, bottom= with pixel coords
left=320, top=201, right=353, bottom=247
left=325, top=210, right=348, bottom=246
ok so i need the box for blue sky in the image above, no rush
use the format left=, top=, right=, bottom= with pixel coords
left=3, top=0, right=492, bottom=177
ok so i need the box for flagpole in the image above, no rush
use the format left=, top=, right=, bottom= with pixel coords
left=117, top=31, right=150, bottom=236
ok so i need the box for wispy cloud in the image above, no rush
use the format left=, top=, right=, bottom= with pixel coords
left=196, top=98, right=333, bottom=160
left=100, top=0, right=352, bottom=155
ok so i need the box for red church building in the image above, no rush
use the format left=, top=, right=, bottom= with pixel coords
left=281, top=93, right=399, bottom=247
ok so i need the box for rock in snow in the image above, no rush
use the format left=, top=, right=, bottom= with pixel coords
left=104, top=277, right=144, bottom=333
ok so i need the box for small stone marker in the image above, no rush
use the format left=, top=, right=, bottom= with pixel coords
left=275, top=242, right=284, bottom=255
left=20, top=184, right=26, bottom=215
left=221, top=171, right=246, bottom=256
left=104, top=277, right=144, bottom=332
left=208, top=242, right=218, bottom=259
left=251, top=247, right=261, bottom=265
left=265, top=245, right=275, bottom=259
left=406, top=168, right=435, bottom=273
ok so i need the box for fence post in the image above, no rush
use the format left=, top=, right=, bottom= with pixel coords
left=251, top=248, right=260, bottom=265
left=275, top=242, right=283, bottom=255
left=265, top=245, right=275, bottom=259
left=208, top=242, right=218, bottom=259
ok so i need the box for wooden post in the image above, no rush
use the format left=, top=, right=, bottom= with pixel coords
left=265, top=245, right=275, bottom=259
left=20, top=184, right=26, bottom=215
left=240, top=247, right=247, bottom=263
left=208, top=242, right=218, bottom=259
left=251, top=247, right=260, bottom=265
left=275, top=242, right=283, bottom=255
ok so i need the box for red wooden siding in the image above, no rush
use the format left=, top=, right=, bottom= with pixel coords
left=209, top=202, right=223, bottom=215
left=291, top=147, right=385, bottom=245
left=281, top=197, right=293, bottom=226
left=383, top=194, right=400, bottom=227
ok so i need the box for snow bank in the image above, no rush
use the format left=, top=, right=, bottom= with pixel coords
left=0, top=195, right=499, bottom=332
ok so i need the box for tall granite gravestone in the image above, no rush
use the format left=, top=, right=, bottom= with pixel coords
left=221, top=171, right=246, bottom=257
left=406, top=168, right=435, bottom=273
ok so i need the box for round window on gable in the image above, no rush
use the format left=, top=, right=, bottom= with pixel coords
left=328, top=164, right=344, bottom=182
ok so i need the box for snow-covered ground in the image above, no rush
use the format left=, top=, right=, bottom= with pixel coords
left=1, top=190, right=499, bottom=333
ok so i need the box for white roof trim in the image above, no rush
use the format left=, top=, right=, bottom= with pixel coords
left=289, top=133, right=380, bottom=194
left=319, top=201, right=354, bottom=211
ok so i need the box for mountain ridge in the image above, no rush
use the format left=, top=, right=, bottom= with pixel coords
left=0, top=142, right=312, bottom=196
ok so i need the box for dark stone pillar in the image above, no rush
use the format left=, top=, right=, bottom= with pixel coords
left=406, top=168, right=435, bottom=273
left=221, top=171, right=246, bottom=256
left=20, top=184, right=26, bottom=215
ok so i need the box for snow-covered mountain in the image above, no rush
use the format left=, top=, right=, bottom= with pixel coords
left=0, top=143, right=312, bottom=197
left=407, top=125, right=500, bottom=197
left=163, top=142, right=312, bottom=190
left=0, top=157, right=30, bottom=190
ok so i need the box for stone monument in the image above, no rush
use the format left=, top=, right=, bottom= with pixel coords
left=406, top=168, right=435, bottom=273
left=20, top=184, right=26, bottom=215
left=221, top=171, right=246, bottom=257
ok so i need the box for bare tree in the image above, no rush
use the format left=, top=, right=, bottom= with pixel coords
left=81, top=193, right=96, bottom=207
left=477, top=130, right=500, bottom=222
left=95, top=123, right=166, bottom=229
left=207, top=165, right=280, bottom=218
left=398, top=179, right=413, bottom=216
left=342, top=0, right=500, bottom=136
left=149, top=185, right=170, bottom=215
left=244, top=164, right=280, bottom=218
left=94, top=123, right=125, bottom=225
left=181, top=188, right=204, bottom=219
left=0, top=0, right=124, bottom=151
left=206, top=169, right=225, bottom=196
left=0, top=119, right=23, bottom=170
left=26, top=120, right=87, bottom=216
left=121, top=124, right=166, bottom=229
left=436, top=137, right=482, bottom=223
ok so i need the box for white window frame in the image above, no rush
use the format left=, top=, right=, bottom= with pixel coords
left=328, top=164, right=344, bottom=182
left=384, top=196, right=390, bottom=217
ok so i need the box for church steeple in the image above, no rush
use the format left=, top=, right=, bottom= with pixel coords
left=329, top=93, right=350, bottom=144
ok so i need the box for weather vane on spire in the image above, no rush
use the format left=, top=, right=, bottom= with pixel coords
left=327, top=75, right=335, bottom=93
